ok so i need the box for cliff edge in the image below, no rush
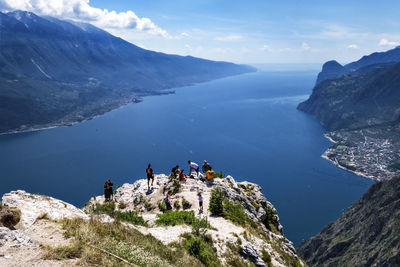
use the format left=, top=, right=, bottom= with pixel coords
left=0, top=175, right=304, bottom=267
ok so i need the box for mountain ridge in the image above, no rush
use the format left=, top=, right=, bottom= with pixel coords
left=0, top=10, right=255, bottom=134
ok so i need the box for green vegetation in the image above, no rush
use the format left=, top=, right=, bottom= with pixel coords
left=222, top=200, right=249, bottom=226
left=262, top=207, right=279, bottom=234
left=139, top=194, right=155, bottom=211
left=155, top=210, right=199, bottom=226
left=89, top=201, right=116, bottom=216
left=118, top=202, right=126, bottom=210
left=43, top=243, right=82, bottom=260
left=182, top=234, right=220, bottom=267
left=214, top=171, right=224, bottom=178
left=209, top=187, right=250, bottom=226
left=209, top=187, right=225, bottom=216
left=182, top=197, right=192, bottom=210
left=260, top=249, right=273, bottom=267
left=87, top=201, right=147, bottom=226
left=172, top=179, right=181, bottom=195
left=48, top=218, right=203, bottom=266
left=0, top=206, right=21, bottom=229
left=158, top=200, right=167, bottom=213
left=114, top=211, right=147, bottom=226
left=174, top=200, right=181, bottom=210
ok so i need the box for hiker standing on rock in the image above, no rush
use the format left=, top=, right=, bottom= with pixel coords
left=198, top=192, right=203, bottom=214
left=104, top=180, right=110, bottom=201
left=188, top=160, right=199, bottom=177
left=165, top=190, right=172, bottom=211
left=107, top=179, right=113, bottom=201
left=146, top=164, right=154, bottom=190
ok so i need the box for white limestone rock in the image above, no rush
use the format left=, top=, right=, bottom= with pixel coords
left=0, top=227, right=34, bottom=247
left=2, top=190, right=89, bottom=227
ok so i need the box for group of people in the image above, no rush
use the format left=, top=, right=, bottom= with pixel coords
left=103, top=160, right=214, bottom=213
left=103, top=179, right=114, bottom=201
left=170, top=160, right=215, bottom=182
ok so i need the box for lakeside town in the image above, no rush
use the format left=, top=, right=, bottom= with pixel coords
left=323, top=123, right=400, bottom=181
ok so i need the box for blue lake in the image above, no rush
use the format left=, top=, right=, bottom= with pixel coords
left=0, top=71, right=373, bottom=246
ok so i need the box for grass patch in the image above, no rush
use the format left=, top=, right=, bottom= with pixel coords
left=260, top=249, right=273, bottom=267
left=57, top=218, right=203, bottom=267
left=174, top=200, right=181, bottom=210
left=89, top=201, right=116, bottom=216
left=182, top=233, right=220, bottom=267
left=182, top=197, right=192, bottom=210
left=114, top=211, right=147, bottom=226
left=158, top=201, right=167, bottom=213
left=42, top=243, right=82, bottom=260
left=118, top=202, right=126, bottom=210
left=139, top=194, right=155, bottom=211
left=222, top=200, right=249, bottom=226
left=155, top=210, right=197, bottom=226
left=214, top=171, right=224, bottom=178
left=209, top=187, right=251, bottom=226
left=87, top=201, right=147, bottom=226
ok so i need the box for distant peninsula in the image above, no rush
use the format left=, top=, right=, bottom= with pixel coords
left=0, top=10, right=255, bottom=135
left=298, top=46, right=400, bottom=180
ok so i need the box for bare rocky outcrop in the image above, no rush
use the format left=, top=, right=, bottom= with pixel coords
left=2, top=190, right=89, bottom=227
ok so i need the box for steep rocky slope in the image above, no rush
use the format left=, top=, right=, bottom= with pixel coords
left=298, top=176, right=400, bottom=267
left=1, top=175, right=304, bottom=266
left=298, top=62, right=400, bottom=131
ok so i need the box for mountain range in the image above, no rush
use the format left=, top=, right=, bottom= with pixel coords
left=298, top=47, right=400, bottom=131
left=0, top=10, right=255, bottom=133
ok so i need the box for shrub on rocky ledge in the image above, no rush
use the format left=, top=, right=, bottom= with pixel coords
left=209, top=187, right=225, bottom=216
left=0, top=205, right=21, bottom=229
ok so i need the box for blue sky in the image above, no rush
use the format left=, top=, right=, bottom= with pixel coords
left=2, top=0, right=400, bottom=64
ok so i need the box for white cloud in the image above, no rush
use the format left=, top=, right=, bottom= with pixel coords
left=214, top=34, right=242, bottom=41
left=378, top=38, right=399, bottom=47
left=301, top=42, right=311, bottom=50
left=0, top=0, right=169, bottom=37
left=261, top=45, right=272, bottom=52
left=348, top=44, right=359, bottom=49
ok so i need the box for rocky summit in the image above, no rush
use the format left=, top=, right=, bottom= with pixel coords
left=0, top=175, right=304, bottom=266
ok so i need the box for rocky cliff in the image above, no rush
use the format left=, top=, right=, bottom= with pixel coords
left=0, top=175, right=304, bottom=266
left=297, top=176, right=400, bottom=267
left=315, top=46, right=400, bottom=85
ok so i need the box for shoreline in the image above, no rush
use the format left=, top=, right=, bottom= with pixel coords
left=0, top=92, right=170, bottom=136
left=321, top=133, right=379, bottom=181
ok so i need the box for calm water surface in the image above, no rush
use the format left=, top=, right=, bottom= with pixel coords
left=0, top=71, right=373, bottom=245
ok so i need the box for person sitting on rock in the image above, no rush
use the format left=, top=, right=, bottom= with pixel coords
left=170, top=165, right=180, bottom=179
left=179, top=169, right=187, bottom=182
left=201, top=160, right=211, bottom=180
left=188, top=160, right=199, bottom=177
left=107, top=179, right=113, bottom=201
left=146, top=164, right=154, bottom=190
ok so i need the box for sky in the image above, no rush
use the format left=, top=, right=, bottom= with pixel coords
left=1, top=0, right=400, bottom=65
